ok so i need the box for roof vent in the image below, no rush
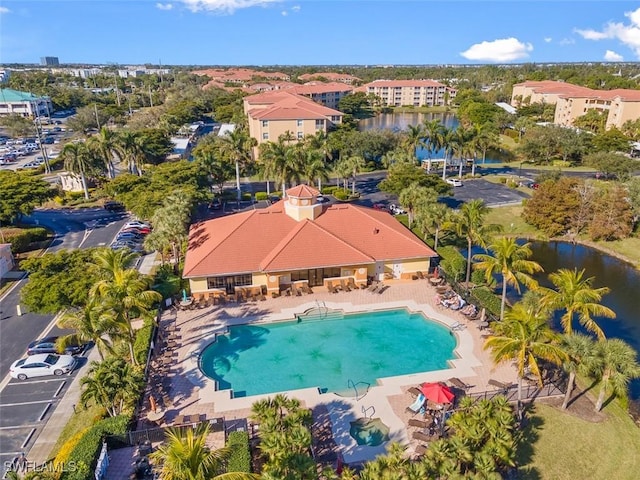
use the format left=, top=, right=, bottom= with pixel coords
left=373, top=228, right=380, bottom=235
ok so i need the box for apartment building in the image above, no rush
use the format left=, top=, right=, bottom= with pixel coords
left=0, top=88, right=53, bottom=118
left=193, top=68, right=291, bottom=85
left=243, top=90, right=343, bottom=151
left=286, top=82, right=354, bottom=109
left=356, top=79, right=455, bottom=107
left=298, top=72, right=361, bottom=85
left=511, top=80, right=640, bottom=130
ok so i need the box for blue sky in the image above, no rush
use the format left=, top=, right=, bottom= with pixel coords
left=1, top=1, right=640, bottom=65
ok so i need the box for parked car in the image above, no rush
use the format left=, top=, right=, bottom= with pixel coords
left=27, top=336, right=86, bottom=356
left=22, top=162, right=41, bottom=169
left=104, top=201, right=126, bottom=212
left=120, top=226, right=150, bottom=235
left=446, top=178, right=463, bottom=187
left=111, top=241, right=144, bottom=253
left=10, top=354, right=76, bottom=380
left=125, top=220, right=151, bottom=230
left=208, top=198, right=222, bottom=210
left=116, top=232, right=144, bottom=242
left=389, top=204, right=406, bottom=215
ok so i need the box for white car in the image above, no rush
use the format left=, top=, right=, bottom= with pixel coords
left=125, top=221, right=151, bottom=229
left=446, top=178, right=463, bottom=187
left=389, top=204, right=406, bottom=215
left=10, top=354, right=76, bottom=380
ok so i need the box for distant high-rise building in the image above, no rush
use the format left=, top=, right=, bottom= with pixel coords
left=40, top=56, right=60, bottom=66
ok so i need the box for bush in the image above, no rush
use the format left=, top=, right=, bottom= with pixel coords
left=62, top=415, right=131, bottom=480
left=5, top=227, right=50, bottom=253
left=471, top=268, right=488, bottom=287
left=333, top=188, right=351, bottom=201
left=321, top=186, right=338, bottom=195
left=241, top=192, right=252, bottom=201
left=255, top=192, right=268, bottom=201
left=470, top=286, right=503, bottom=317
left=438, top=246, right=466, bottom=282
left=134, top=317, right=155, bottom=365
left=227, top=431, right=251, bottom=473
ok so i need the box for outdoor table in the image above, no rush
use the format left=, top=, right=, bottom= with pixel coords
left=146, top=409, right=165, bottom=425
left=477, top=321, right=489, bottom=330
left=179, top=298, right=193, bottom=307
left=429, top=277, right=443, bottom=286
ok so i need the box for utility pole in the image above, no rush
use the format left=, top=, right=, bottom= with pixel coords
left=114, top=82, right=121, bottom=107
left=94, top=103, right=101, bottom=129
left=33, top=115, right=51, bottom=174
left=148, top=85, right=153, bottom=108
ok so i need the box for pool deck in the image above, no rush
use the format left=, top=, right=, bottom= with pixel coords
left=149, top=280, right=517, bottom=464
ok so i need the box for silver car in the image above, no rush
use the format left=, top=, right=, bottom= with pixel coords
left=10, top=354, right=76, bottom=380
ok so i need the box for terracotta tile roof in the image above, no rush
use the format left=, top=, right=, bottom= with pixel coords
left=183, top=200, right=437, bottom=278
left=298, top=72, right=361, bottom=83
left=248, top=96, right=342, bottom=121
left=286, top=184, right=320, bottom=197
left=288, top=82, right=354, bottom=95
left=515, top=80, right=640, bottom=102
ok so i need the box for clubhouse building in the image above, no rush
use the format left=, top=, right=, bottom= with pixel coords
left=183, top=185, right=438, bottom=298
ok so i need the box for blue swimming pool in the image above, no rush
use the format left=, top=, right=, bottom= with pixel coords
left=199, top=308, right=457, bottom=397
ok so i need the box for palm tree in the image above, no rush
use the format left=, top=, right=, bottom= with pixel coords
left=590, top=338, right=640, bottom=412
left=422, top=119, right=445, bottom=159
left=398, top=183, right=435, bottom=228
left=444, top=199, right=503, bottom=287
left=87, top=126, right=122, bottom=178
left=473, top=237, right=543, bottom=321
left=560, top=333, right=596, bottom=410
left=302, top=148, right=329, bottom=189
left=150, top=423, right=232, bottom=480
left=344, top=154, right=365, bottom=196
left=57, top=298, right=115, bottom=360
left=118, top=130, right=146, bottom=176
left=259, top=138, right=290, bottom=196
left=90, top=248, right=162, bottom=365
left=540, top=268, right=615, bottom=340
left=484, top=302, right=568, bottom=418
left=403, top=124, right=425, bottom=161
left=80, top=357, right=144, bottom=417
left=474, top=125, right=499, bottom=167
left=218, top=126, right=257, bottom=202
left=415, top=201, right=451, bottom=250
left=59, top=142, right=92, bottom=199
left=146, top=190, right=193, bottom=268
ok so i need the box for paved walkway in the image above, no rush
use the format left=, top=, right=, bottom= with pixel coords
left=144, top=280, right=517, bottom=464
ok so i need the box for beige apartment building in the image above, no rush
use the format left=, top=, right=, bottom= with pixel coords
left=286, top=82, right=354, bottom=109
left=511, top=80, right=640, bottom=130
left=356, top=79, right=455, bottom=107
left=298, top=72, right=361, bottom=85
left=244, top=90, right=343, bottom=150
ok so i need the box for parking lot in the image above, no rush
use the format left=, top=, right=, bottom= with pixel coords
left=0, top=354, right=87, bottom=471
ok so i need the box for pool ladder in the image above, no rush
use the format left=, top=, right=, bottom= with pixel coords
left=347, top=379, right=371, bottom=401
left=362, top=405, right=375, bottom=420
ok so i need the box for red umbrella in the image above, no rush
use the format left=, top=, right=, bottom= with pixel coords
left=420, top=382, right=455, bottom=404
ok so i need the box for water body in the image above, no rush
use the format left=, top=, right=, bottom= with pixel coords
left=358, top=112, right=501, bottom=163
left=528, top=241, right=640, bottom=400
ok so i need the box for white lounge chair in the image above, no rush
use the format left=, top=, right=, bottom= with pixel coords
left=451, top=322, right=466, bottom=331
left=406, top=393, right=426, bottom=414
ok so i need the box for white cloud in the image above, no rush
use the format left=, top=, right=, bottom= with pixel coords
left=180, top=0, right=280, bottom=14
left=604, top=50, right=624, bottom=61
left=156, top=3, right=173, bottom=10
left=544, top=37, right=552, bottom=43
left=559, top=38, right=575, bottom=46
left=281, top=10, right=287, bottom=16
left=460, top=38, right=533, bottom=62
left=291, top=5, right=300, bottom=12
left=0, top=6, right=11, bottom=14
left=575, top=7, right=640, bottom=58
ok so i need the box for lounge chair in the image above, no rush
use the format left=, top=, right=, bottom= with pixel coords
left=408, top=386, right=423, bottom=397
left=416, top=271, right=425, bottom=280
left=414, top=443, right=427, bottom=456
left=412, top=431, right=433, bottom=443
left=406, top=393, right=426, bottom=414
left=450, top=322, right=466, bottom=331
left=488, top=379, right=514, bottom=391
left=367, top=281, right=379, bottom=292
left=448, top=377, right=471, bottom=390
left=377, top=284, right=387, bottom=294
left=408, top=418, right=430, bottom=429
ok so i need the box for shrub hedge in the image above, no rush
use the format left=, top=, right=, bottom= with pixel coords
left=470, top=286, right=503, bottom=317
left=62, top=415, right=131, bottom=480
left=133, top=317, right=155, bottom=365
left=321, top=185, right=338, bottom=195
left=437, top=246, right=466, bottom=282
left=5, top=227, right=49, bottom=253
left=226, top=431, right=251, bottom=473
left=255, top=192, right=268, bottom=201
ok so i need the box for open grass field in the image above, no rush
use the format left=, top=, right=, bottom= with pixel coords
left=518, top=401, right=640, bottom=480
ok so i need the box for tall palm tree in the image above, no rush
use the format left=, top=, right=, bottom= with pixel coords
left=474, top=125, right=499, bottom=166
left=218, top=126, right=257, bottom=202
left=146, top=190, right=193, bottom=268
left=302, top=148, right=329, bottom=189
left=560, top=333, right=596, bottom=410
left=473, top=237, right=543, bottom=321
left=484, top=302, right=568, bottom=418
left=398, top=183, right=435, bottom=228
left=87, top=126, right=122, bottom=178
left=80, top=357, right=144, bottom=417
left=90, top=248, right=161, bottom=365
left=59, top=142, right=92, bottom=199
left=403, top=124, right=425, bottom=161
left=57, top=298, right=115, bottom=360
left=444, top=199, right=503, bottom=287
left=590, top=338, right=640, bottom=412
left=150, top=423, right=232, bottom=480
left=259, top=138, right=290, bottom=196
left=344, top=154, right=365, bottom=196
left=540, top=268, right=615, bottom=340
left=118, top=130, right=146, bottom=176
left=451, top=126, right=474, bottom=178
left=415, top=201, right=451, bottom=250
left=422, top=119, right=445, bottom=159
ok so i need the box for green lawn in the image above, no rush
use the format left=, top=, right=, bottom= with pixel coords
left=518, top=402, right=640, bottom=480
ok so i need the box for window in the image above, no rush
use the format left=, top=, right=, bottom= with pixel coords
left=315, top=119, right=325, bottom=128
left=262, top=120, right=268, bottom=127
left=297, top=119, right=303, bottom=127
left=262, top=132, right=269, bottom=140
left=207, top=274, right=252, bottom=294
left=297, top=131, right=304, bottom=139
left=331, top=115, right=340, bottom=122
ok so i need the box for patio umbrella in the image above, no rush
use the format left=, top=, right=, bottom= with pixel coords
left=420, top=382, right=455, bottom=404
